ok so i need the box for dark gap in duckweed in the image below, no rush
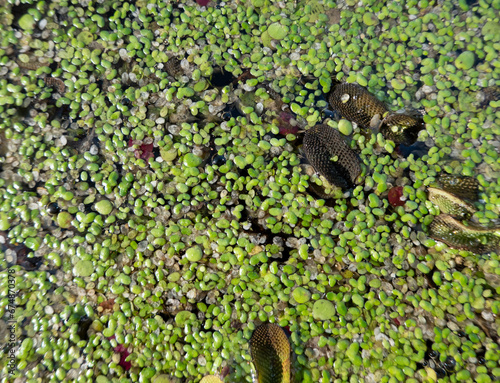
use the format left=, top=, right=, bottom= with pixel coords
left=13, top=243, right=42, bottom=271
left=76, top=315, right=93, bottom=341
left=10, top=3, right=33, bottom=29
left=210, top=67, right=236, bottom=88
left=219, top=103, right=245, bottom=121
left=395, top=141, right=429, bottom=159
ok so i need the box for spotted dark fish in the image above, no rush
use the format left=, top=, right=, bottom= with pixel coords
left=429, top=214, right=500, bottom=254
left=379, top=113, right=425, bottom=146
left=249, top=323, right=290, bottom=383
left=328, top=82, right=387, bottom=128
left=427, top=187, right=477, bottom=219
left=436, top=174, right=479, bottom=201
left=303, top=124, right=361, bottom=191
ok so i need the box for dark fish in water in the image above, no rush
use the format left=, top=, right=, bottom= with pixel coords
left=303, top=124, right=361, bottom=191
left=436, top=174, right=479, bottom=201
left=428, top=214, right=500, bottom=254
left=165, top=57, right=183, bottom=77
left=328, top=82, right=387, bottom=129
left=250, top=323, right=290, bottom=383
left=379, top=113, right=425, bottom=146
left=427, top=187, right=477, bottom=219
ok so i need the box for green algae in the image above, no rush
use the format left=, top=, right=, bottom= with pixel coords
left=0, top=0, right=498, bottom=382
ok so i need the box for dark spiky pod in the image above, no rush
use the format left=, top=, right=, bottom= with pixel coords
left=249, top=323, right=290, bottom=383
left=427, top=187, right=477, bottom=219
left=303, top=124, right=361, bottom=191
left=436, top=174, right=479, bottom=201
left=379, top=113, right=425, bottom=146
left=328, top=82, right=387, bottom=129
left=428, top=214, right=500, bottom=254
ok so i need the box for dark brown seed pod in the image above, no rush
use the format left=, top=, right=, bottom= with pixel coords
left=303, top=124, right=361, bottom=191
left=379, top=113, right=425, bottom=146
left=44, top=77, right=66, bottom=93
left=249, top=323, right=290, bottom=383
left=165, top=57, right=183, bottom=77
left=436, top=174, right=479, bottom=201
left=328, top=82, right=387, bottom=129
left=427, top=187, right=476, bottom=219
left=428, top=214, right=500, bottom=254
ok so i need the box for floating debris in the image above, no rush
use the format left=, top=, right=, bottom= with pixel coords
left=275, top=111, right=300, bottom=136
left=249, top=323, right=290, bottom=383
left=303, top=124, right=361, bottom=192
left=427, top=187, right=477, bottom=219
left=388, top=186, right=405, bottom=207
left=44, top=77, right=66, bottom=94
left=428, top=214, right=500, bottom=254
left=165, top=57, right=184, bottom=77
left=478, top=86, right=499, bottom=108
left=379, top=113, right=425, bottom=146
left=328, top=82, right=387, bottom=129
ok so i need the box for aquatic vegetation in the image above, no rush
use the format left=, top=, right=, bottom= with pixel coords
left=275, top=111, right=300, bottom=136
left=0, top=0, right=499, bottom=382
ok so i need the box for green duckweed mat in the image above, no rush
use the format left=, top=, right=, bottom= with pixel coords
left=0, top=0, right=499, bottom=382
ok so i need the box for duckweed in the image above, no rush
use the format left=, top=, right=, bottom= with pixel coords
left=0, top=0, right=499, bottom=382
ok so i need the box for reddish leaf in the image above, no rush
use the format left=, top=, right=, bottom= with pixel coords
left=388, top=186, right=405, bottom=207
